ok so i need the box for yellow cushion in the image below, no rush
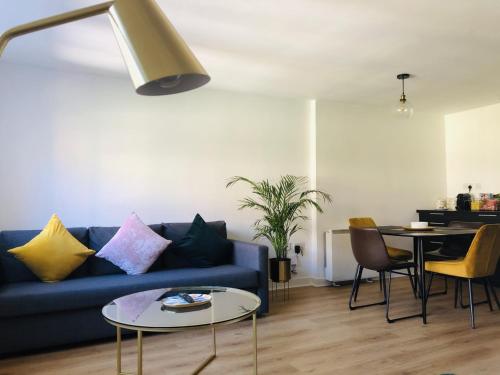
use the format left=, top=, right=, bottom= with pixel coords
left=387, top=247, right=413, bottom=261
left=425, top=258, right=469, bottom=278
left=8, top=214, right=95, bottom=282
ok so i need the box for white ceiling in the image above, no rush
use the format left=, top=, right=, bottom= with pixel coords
left=2, top=0, right=500, bottom=114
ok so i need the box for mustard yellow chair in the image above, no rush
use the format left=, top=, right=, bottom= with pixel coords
left=425, top=224, right=500, bottom=328
left=349, top=217, right=416, bottom=297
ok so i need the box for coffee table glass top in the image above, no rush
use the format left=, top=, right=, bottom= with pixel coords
left=102, top=286, right=261, bottom=331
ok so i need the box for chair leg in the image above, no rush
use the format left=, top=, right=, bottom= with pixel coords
left=459, top=279, right=468, bottom=308
left=349, top=265, right=386, bottom=310
left=458, top=278, right=491, bottom=309
left=382, top=271, right=391, bottom=323
left=407, top=267, right=417, bottom=299
left=454, top=278, right=459, bottom=309
left=426, top=272, right=448, bottom=297
left=382, top=270, right=421, bottom=323
left=349, top=265, right=360, bottom=310
left=354, top=266, right=364, bottom=302
left=426, top=272, right=434, bottom=298
left=483, top=279, right=493, bottom=312
left=379, top=272, right=383, bottom=292
left=467, top=279, right=476, bottom=329
left=487, top=278, right=500, bottom=310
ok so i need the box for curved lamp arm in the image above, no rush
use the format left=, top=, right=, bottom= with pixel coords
left=0, top=2, right=113, bottom=58
left=0, top=0, right=209, bottom=95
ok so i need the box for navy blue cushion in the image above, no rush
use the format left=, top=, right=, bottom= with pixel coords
left=0, top=265, right=258, bottom=317
left=87, top=224, right=164, bottom=276
left=0, top=227, right=89, bottom=283
left=166, top=214, right=233, bottom=268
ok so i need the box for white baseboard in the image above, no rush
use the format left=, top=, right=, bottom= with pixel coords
left=266, top=272, right=410, bottom=291
left=268, top=276, right=330, bottom=290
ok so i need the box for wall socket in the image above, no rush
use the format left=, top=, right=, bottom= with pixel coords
left=290, top=243, right=304, bottom=255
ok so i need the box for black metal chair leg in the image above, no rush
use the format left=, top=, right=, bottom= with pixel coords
left=467, top=279, right=476, bottom=329
left=459, top=279, right=468, bottom=308
left=483, top=279, right=493, bottom=312
left=426, top=271, right=448, bottom=297
left=349, top=264, right=360, bottom=310
left=426, top=272, right=434, bottom=298
left=487, top=278, right=500, bottom=309
left=349, top=265, right=386, bottom=310
left=458, top=278, right=490, bottom=309
left=382, top=271, right=390, bottom=322
left=381, top=270, right=421, bottom=323
left=407, top=267, right=417, bottom=299
left=454, top=278, right=459, bottom=309
left=354, top=266, right=364, bottom=302
left=379, top=272, right=383, bottom=291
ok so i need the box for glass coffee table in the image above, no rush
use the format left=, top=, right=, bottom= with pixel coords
left=102, top=286, right=261, bottom=375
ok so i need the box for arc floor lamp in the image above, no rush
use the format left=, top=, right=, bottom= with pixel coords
left=0, top=0, right=210, bottom=95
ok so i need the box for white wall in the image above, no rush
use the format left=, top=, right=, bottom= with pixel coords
left=445, top=102, right=500, bottom=197
left=314, top=101, right=447, bottom=278
left=0, top=62, right=454, bottom=282
left=0, top=62, right=315, bottom=275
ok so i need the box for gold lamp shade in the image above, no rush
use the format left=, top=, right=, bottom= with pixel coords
left=0, top=0, right=210, bottom=96
left=109, top=0, right=209, bottom=95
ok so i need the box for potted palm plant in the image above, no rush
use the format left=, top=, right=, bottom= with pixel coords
left=227, top=175, right=331, bottom=283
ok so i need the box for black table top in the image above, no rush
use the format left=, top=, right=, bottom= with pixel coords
left=378, top=226, right=477, bottom=238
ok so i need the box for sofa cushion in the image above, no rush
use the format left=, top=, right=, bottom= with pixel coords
left=0, top=227, right=89, bottom=283
left=88, top=224, right=163, bottom=276
left=7, top=215, right=95, bottom=282
left=167, top=214, right=233, bottom=268
left=96, top=214, right=171, bottom=275
left=0, top=264, right=258, bottom=318
left=162, top=220, right=227, bottom=242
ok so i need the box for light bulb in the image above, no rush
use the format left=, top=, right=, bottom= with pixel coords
left=158, top=75, right=182, bottom=89
left=395, top=97, right=414, bottom=119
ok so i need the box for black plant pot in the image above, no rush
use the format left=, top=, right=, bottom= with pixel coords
left=269, top=258, right=291, bottom=283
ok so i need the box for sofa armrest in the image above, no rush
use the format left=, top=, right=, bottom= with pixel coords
left=231, top=240, right=268, bottom=314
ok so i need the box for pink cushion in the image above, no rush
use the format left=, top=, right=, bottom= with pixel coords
left=96, top=213, right=171, bottom=275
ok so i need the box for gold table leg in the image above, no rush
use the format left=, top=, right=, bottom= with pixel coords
left=191, top=326, right=216, bottom=374
left=117, top=327, right=122, bottom=375
left=113, top=317, right=257, bottom=375
left=137, top=330, right=143, bottom=375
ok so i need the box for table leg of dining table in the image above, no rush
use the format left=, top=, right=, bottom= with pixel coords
left=417, top=238, right=427, bottom=324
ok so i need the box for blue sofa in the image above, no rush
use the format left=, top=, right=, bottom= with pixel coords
left=0, top=221, right=268, bottom=356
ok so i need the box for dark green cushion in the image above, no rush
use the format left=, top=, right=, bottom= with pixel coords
left=167, top=214, right=233, bottom=268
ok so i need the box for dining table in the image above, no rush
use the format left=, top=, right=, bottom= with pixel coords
left=378, top=226, right=478, bottom=324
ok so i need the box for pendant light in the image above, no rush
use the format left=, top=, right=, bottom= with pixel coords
left=395, top=73, right=414, bottom=118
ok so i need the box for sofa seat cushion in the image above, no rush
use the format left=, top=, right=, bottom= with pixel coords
left=0, top=265, right=258, bottom=318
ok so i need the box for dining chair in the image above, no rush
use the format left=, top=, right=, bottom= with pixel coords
left=349, top=226, right=419, bottom=323
left=425, top=221, right=483, bottom=296
left=425, top=224, right=500, bottom=328
left=349, top=217, right=415, bottom=293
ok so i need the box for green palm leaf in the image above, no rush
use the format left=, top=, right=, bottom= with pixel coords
left=226, top=175, right=332, bottom=259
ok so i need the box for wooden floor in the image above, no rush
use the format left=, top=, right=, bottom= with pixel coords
left=1, top=278, right=500, bottom=375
